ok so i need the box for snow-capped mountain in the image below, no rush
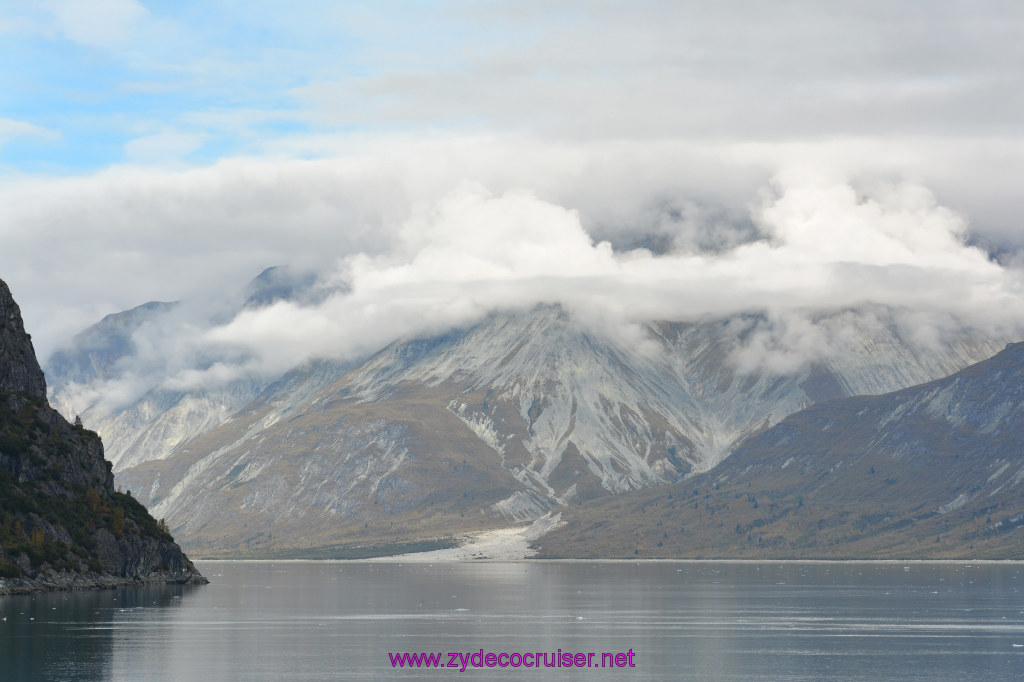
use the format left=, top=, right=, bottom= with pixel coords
left=44, top=274, right=1007, bottom=554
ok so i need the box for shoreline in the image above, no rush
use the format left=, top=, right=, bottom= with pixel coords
left=192, top=557, right=1024, bottom=564
left=0, top=572, right=208, bottom=596
left=187, top=511, right=1024, bottom=564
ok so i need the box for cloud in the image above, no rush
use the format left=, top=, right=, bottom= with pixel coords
left=0, top=0, right=1019, bottom=423
left=201, top=174, right=1023, bottom=385
left=23, top=144, right=1024, bottom=423
left=4, top=134, right=1023, bottom=369
left=123, top=130, right=207, bottom=164
left=5, top=1, right=1022, bottom=187
left=45, top=0, right=148, bottom=49
left=0, top=118, right=60, bottom=147
left=288, top=0, right=1024, bottom=142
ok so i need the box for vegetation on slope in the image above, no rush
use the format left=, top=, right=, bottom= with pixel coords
left=0, top=393, right=176, bottom=580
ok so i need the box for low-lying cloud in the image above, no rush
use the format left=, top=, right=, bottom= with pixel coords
left=207, top=175, right=1019, bottom=376
left=2, top=133, right=1021, bottom=420
left=40, top=161, right=1024, bottom=420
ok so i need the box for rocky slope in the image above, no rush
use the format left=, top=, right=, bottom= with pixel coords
left=535, top=341, right=1024, bottom=559
left=0, top=278, right=205, bottom=594
left=64, top=292, right=1003, bottom=556
left=46, top=300, right=268, bottom=473
left=45, top=267, right=335, bottom=473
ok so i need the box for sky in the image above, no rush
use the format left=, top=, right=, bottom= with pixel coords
left=2, top=0, right=1024, bottom=401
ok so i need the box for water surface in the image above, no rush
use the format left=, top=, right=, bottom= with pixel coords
left=2, top=560, right=1023, bottom=680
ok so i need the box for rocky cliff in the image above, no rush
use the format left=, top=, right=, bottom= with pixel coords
left=0, top=284, right=47, bottom=402
left=0, top=278, right=206, bottom=594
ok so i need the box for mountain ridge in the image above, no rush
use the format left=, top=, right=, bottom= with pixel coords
left=77, top=299, right=1005, bottom=555
left=534, top=340, right=1024, bottom=559
left=38, top=268, right=1016, bottom=558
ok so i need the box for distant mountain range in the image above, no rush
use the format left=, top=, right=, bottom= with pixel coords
left=41, top=268, right=1017, bottom=558
left=536, top=340, right=1024, bottom=559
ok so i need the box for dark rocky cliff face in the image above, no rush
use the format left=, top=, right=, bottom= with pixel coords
left=0, top=281, right=47, bottom=401
left=0, top=278, right=206, bottom=593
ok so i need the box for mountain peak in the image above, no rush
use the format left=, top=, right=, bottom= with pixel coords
left=243, top=265, right=320, bottom=309
left=0, top=278, right=47, bottom=400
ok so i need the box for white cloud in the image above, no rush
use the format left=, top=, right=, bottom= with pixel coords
left=287, top=0, right=1024, bottom=141
left=0, top=0, right=1020, bottom=422
left=4, top=134, right=1024, bottom=367
left=0, top=118, right=60, bottom=147
left=13, top=144, right=1021, bottom=423
left=123, top=130, right=206, bottom=164
left=45, top=0, right=148, bottom=48
left=200, top=173, right=1023, bottom=388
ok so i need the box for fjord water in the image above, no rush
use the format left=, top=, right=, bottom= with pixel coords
left=2, top=561, right=1023, bottom=681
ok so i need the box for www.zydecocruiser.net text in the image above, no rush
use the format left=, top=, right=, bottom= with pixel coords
left=389, top=649, right=637, bottom=671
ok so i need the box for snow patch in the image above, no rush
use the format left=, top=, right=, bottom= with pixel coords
left=988, top=461, right=1010, bottom=482
left=936, top=492, right=969, bottom=514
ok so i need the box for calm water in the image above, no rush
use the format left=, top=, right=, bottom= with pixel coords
left=2, top=560, right=1023, bottom=680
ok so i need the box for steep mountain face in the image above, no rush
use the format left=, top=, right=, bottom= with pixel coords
left=339, top=306, right=1001, bottom=486
left=0, top=279, right=205, bottom=593
left=47, top=309, right=258, bottom=475
left=46, top=267, right=331, bottom=473
left=82, top=380, right=270, bottom=473
left=536, top=342, right=1024, bottom=559
left=0, top=286, right=47, bottom=401
left=46, top=301, right=177, bottom=387
left=85, top=296, right=1004, bottom=555
left=45, top=300, right=265, bottom=473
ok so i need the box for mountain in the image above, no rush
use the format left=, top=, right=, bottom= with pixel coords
left=45, top=266, right=334, bottom=473
left=0, top=278, right=205, bottom=593
left=534, top=341, right=1024, bottom=559
left=46, top=274, right=1004, bottom=556
left=46, top=300, right=178, bottom=387
left=240, top=265, right=322, bottom=309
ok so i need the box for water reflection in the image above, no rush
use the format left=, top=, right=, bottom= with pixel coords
left=1, top=582, right=201, bottom=681
left=2, top=561, right=1022, bottom=681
